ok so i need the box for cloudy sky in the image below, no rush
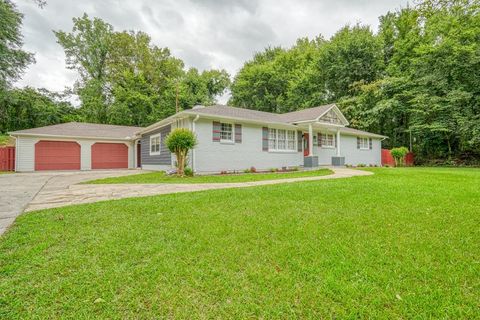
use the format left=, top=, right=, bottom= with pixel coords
left=15, top=0, right=408, bottom=103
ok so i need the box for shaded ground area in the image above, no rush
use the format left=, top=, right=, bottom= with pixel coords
left=1, top=168, right=479, bottom=318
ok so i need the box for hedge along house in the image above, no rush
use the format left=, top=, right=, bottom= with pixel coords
left=139, top=104, right=387, bottom=172
left=9, top=122, right=141, bottom=172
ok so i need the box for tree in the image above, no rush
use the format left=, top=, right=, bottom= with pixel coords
left=55, top=14, right=113, bottom=123
left=165, top=128, right=197, bottom=176
left=391, top=147, right=409, bottom=166
left=0, top=0, right=34, bottom=88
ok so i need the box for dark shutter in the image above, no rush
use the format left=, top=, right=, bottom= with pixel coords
left=318, top=133, right=322, bottom=147
left=357, top=137, right=360, bottom=149
left=213, top=121, right=221, bottom=142
left=262, top=127, right=269, bottom=151
left=297, top=131, right=302, bottom=152
left=235, top=124, right=242, bottom=143
left=334, top=133, right=337, bottom=147
left=369, top=138, right=373, bottom=150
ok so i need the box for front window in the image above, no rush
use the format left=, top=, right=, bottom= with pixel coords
left=268, top=128, right=296, bottom=151
left=150, top=133, right=161, bottom=155
left=320, top=133, right=335, bottom=148
left=220, top=123, right=233, bottom=142
left=359, top=137, right=369, bottom=149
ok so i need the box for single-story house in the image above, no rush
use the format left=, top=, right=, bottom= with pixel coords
left=9, top=104, right=386, bottom=172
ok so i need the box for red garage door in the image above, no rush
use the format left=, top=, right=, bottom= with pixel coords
left=35, top=141, right=81, bottom=171
left=91, top=143, right=128, bottom=169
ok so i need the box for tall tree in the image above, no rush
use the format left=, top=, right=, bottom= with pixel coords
left=54, top=14, right=113, bottom=123
left=0, top=0, right=34, bottom=88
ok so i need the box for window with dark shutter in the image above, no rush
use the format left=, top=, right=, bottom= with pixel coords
left=235, top=124, right=242, bottom=143
left=262, top=127, right=269, bottom=151
left=297, top=131, right=302, bottom=152
left=212, top=121, right=221, bottom=142
left=357, top=137, right=360, bottom=149
left=369, top=138, right=373, bottom=150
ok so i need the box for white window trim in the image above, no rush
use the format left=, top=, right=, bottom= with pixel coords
left=149, top=133, right=161, bottom=156
left=220, top=122, right=234, bottom=144
left=359, top=136, right=370, bottom=150
left=268, top=128, right=297, bottom=152
left=320, top=132, right=336, bottom=149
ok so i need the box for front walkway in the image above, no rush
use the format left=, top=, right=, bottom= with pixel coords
left=25, top=168, right=372, bottom=212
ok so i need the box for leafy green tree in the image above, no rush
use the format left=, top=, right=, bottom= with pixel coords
left=55, top=14, right=113, bottom=123
left=165, top=128, right=197, bottom=176
left=0, top=0, right=34, bottom=88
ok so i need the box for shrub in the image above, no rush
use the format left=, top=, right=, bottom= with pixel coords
left=290, top=166, right=299, bottom=171
left=391, top=147, right=409, bottom=167
left=244, top=168, right=251, bottom=173
left=184, top=167, right=194, bottom=177
left=250, top=166, right=257, bottom=173
left=269, top=168, right=278, bottom=172
left=357, top=163, right=366, bottom=167
left=165, top=128, right=197, bottom=176
left=220, top=170, right=228, bottom=175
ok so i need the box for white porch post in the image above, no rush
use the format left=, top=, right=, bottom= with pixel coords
left=308, top=124, right=313, bottom=156
left=336, top=129, right=341, bottom=156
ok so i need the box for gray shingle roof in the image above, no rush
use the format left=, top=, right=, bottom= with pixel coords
left=183, top=104, right=335, bottom=124
left=9, top=122, right=142, bottom=140
left=339, top=127, right=387, bottom=138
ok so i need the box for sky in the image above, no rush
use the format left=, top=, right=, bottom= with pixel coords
left=15, top=0, right=409, bottom=103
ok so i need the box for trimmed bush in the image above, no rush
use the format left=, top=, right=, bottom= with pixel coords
left=165, top=128, right=197, bottom=176
left=391, top=147, right=409, bottom=167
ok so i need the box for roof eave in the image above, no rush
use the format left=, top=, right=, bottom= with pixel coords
left=181, top=111, right=298, bottom=128
left=8, top=132, right=135, bottom=141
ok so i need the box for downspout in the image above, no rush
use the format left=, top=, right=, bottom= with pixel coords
left=192, top=115, right=200, bottom=172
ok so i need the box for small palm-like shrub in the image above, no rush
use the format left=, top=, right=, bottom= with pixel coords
left=165, top=128, right=197, bottom=176
left=391, top=147, right=409, bottom=167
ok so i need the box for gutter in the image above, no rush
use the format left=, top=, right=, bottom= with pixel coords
left=8, top=132, right=136, bottom=142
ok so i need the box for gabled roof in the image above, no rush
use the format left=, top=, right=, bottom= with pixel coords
left=9, top=122, right=142, bottom=140
left=277, top=104, right=336, bottom=123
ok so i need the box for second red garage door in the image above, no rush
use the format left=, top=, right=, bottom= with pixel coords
left=91, top=143, right=128, bottom=169
left=35, top=141, right=81, bottom=171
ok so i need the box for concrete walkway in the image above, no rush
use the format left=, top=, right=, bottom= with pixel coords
left=25, top=168, right=372, bottom=212
left=0, top=170, right=142, bottom=236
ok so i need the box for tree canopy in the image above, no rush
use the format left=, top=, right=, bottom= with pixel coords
left=230, top=0, right=480, bottom=163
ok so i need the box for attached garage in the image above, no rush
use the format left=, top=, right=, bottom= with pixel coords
left=91, top=143, right=128, bottom=169
left=35, top=141, right=81, bottom=171
left=9, top=122, right=142, bottom=172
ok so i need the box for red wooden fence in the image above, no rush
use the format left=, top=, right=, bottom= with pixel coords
left=0, top=147, right=15, bottom=171
left=381, top=149, right=414, bottom=166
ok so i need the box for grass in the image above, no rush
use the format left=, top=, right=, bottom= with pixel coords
left=86, top=168, right=332, bottom=184
left=1, top=168, right=479, bottom=318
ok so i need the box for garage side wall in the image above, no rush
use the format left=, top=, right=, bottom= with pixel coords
left=15, top=136, right=134, bottom=172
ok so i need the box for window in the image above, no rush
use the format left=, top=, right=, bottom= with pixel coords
left=268, top=128, right=277, bottom=149
left=287, top=130, right=296, bottom=150
left=358, top=137, right=369, bottom=150
left=150, top=133, right=161, bottom=155
left=220, top=123, right=233, bottom=142
left=268, top=128, right=296, bottom=151
left=320, top=133, right=335, bottom=148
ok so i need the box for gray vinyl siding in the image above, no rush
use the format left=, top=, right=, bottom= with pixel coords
left=141, top=125, right=172, bottom=165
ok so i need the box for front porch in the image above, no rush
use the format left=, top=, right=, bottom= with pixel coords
left=300, top=122, right=345, bottom=167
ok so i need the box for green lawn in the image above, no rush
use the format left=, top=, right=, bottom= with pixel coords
left=1, top=168, right=479, bottom=318
left=86, top=168, right=332, bottom=184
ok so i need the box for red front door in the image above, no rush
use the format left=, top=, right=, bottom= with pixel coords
left=303, top=133, right=309, bottom=156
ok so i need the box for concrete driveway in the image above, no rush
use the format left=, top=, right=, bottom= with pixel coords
left=0, top=170, right=142, bottom=236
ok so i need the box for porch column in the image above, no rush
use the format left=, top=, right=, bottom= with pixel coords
left=308, top=124, right=313, bottom=156
left=336, top=129, right=341, bottom=156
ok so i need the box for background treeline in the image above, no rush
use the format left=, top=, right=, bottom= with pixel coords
left=1, top=0, right=479, bottom=164
left=230, top=0, right=480, bottom=164
left=0, top=1, right=230, bottom=134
